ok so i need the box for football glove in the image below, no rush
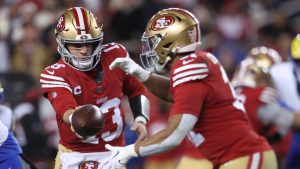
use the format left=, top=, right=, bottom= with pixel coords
left=99, top=144, right=138, bottom=169
left=109, top=57, right=150, bottom=82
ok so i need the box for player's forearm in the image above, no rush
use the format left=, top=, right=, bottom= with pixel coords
left=134, top=124, right=180, bottom=156
left=63, top=109, right=75, bottom=125
left=143, top=73, right=173, bottom=102
left=129, top=95, right=150, bottom=123
left=134, top=114, right=197, bottom=157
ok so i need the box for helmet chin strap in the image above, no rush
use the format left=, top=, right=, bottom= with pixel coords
left=155, top=56, right=171, bottom=73
left=154, top=42, right=200, bottom=73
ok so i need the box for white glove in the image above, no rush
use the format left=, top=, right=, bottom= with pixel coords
left=258, top=103, right=294, bottom=136
left=109, top=57, right=150, bottom=82
left=98, top=144, right=138, bottom=169
left=259, top=87, right=278, bottom=104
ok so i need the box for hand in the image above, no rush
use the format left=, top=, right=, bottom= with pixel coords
left=109, top=57, right=150, bottom=82
left=99, top=144, right=138, bottom=169
left=131, top=122, right=148, bottom=142
left=70, top=125, right=87, bottom=140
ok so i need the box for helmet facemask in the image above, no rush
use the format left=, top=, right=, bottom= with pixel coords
left=140, top=33, right=172, bottom=73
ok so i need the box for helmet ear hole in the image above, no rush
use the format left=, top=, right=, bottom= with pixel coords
left=175, top=16, right=182, bottom=21
left=163, top=43, right=172, bottom=48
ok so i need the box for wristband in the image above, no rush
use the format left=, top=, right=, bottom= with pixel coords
left=125, top=144, right=138, bottom=157
left=135, top=116, right=147, bottom=124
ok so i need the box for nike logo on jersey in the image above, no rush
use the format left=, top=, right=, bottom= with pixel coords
left=46, top=69, right=55, bottom=75
left=183, top=59, right=195, bottom=65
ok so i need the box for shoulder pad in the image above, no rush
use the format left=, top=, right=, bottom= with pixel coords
left=171, top=53, right=209, bottom=88
left=40, top=63, right=72, bottom=92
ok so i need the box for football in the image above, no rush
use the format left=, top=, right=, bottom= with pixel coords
left=71, top=104, right=105, bottom=137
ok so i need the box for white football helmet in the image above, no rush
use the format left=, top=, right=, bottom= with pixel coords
left=55, top=7, right=103, bottom=71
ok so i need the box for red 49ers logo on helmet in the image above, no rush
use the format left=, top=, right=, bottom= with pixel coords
left=56, top=16, right=65, bottom=32
left=151, top=16, right=174, bottom=31
left=78, top=161, right=99, bottom=169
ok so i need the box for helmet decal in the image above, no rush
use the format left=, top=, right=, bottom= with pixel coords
left=79, top=161, right=99, bottom=169
left=80, top=35, right=88, bottom=40
left=56, top=16, right=65, bottom=32
left=151, top=16, right=175, bottom=31
left=72, top=7, right=90, bottom=35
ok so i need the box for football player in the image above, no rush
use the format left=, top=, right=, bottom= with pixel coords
left=39, top=7, right=150, bottom=169
left=266, top=34, right=300, bottom=169
left=0, top=83, right=23, bottom=169
left=231, top=46, right=292, bottom=168
left=105, top=8, right=277, bottom=169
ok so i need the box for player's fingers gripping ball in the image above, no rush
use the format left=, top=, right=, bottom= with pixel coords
left=71, top=104, right=105, bottom=137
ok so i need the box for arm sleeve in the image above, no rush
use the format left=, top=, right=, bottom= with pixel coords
left=129, top=95, right=150, bottom=122
left=139, top=114, right=197, bottom=156
left=124, top=75, right=150, bottom=122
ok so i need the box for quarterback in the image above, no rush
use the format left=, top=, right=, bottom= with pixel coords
left=105, top=8, right=277, bottom=169
left=39, top=7, right=149, bottom=169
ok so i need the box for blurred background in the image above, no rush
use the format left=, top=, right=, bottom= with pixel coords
left=0, top=0, right=300, bottom=168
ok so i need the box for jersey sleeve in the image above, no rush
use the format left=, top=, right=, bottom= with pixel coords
left=102, top=43, right=148, bottom=98
left=170, top=81, right=210, bottom=117
left=39, top=65, right=77, bottom=117
left=102, top=43, right=129, bottom=60
left=170, top=54, right=209, bottom=89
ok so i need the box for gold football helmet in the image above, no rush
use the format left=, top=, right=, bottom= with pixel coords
left=140, top=8, right=201, bottom=72
left=55, top=7, right=103, bottom=71
left=232, top=46, right=282, bottom=87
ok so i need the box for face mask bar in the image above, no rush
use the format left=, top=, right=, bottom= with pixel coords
left=57, top=35, right=103, bottom=71
left=140, top=34, right=162, bottom=72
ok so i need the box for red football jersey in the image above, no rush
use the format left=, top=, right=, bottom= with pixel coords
left=40, top=43, right=147, bottom=152
left=235, top=86, right=291, bottom=164
left=235, top=87, right=274, bottom=135
left=169, top=51, right=271, bottom=166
